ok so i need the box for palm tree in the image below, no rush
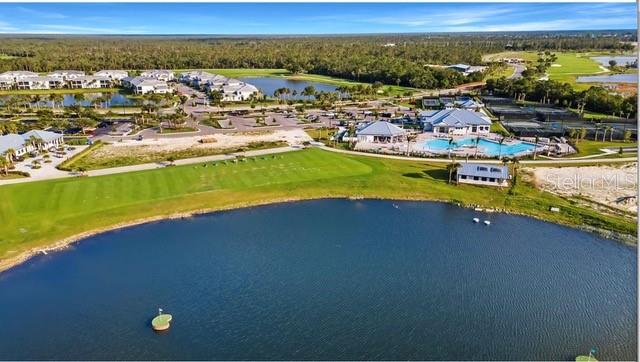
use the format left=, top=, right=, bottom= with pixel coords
left=446, top=158, right=461, bottom=184
left=0, top=157, right=8, bottom=176
left=601, top=126, right=608, bottom=142
left=447, top=137, right=456, bottom=158
left=50, top=93, right=64, bottom=109
left=532, top=135, right=540, bottom=160
left=4, top=148, right=16, bottom=164
left=406, top=134, right=417, bottom=156
left=302, top=85, right=316, bottom=101
left=473, top=135, right=481, bottom=159
left=511, top=158, right=520, bottom=182
left=497, top=137, right=505, bottom=159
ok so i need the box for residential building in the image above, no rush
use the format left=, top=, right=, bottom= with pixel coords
left=16, top=76, right=54, bottom=90
left=0, top=130, right=64, bottom=159
left=94, top=70, right=129, bottom=82
left=456, top=163, right=509, bottom=187
left=68, top=76, right=111, bottom=89
left=49, top=70, right=86, bottom=80
left=420, top=109, right=491, bottom=136
left=123, top=76, right=173, bottom=94
left=220, top=83, right=259, bottom=101
left=140, top=70, right=175, bottom=82
left=356, top=121, right=406, bottom=143
left=0, top=71, right=39, bottom=90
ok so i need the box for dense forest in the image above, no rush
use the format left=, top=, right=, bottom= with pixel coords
left=0, top=31, right=634, bottom=88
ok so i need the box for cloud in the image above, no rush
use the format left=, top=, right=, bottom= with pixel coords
left=15, top=6, right=66, bottom=19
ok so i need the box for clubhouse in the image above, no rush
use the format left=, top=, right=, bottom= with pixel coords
left=0, top=130, right=64, bottom=159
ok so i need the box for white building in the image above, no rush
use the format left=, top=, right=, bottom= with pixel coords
left=15, top=76, right=54, bottom=90
left=456, top=163, right=509, bottom=187
left=0, top=130, right=64, bottom=159
left=68, top=76, right=112, bottom=89
left=123, top=76, right=173, bottom=94
left=0, top=71, right=39, bottom=90
left=140, top=70, right=175, bottom=82
left=356, top=121, right=406, bottom=143
left=49, top=70, right=86, bottom=80
left=420, top=109, right=491, bottom=136
left=94, top=70, right=129, bottom=81
left=220, top=83, right=259, bottom=101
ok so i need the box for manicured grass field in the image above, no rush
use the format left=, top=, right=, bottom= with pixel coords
left=573, top=140, right=637, bottom=157
left=0, top=148, right=635, bottom=267
left=483, top=51, right=613, bottom=90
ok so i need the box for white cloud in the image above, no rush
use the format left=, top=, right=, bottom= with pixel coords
left=15, top=6, right=66, bottom=19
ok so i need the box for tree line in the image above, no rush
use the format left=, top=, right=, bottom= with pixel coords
left=0, top=32, right=633, bottom=89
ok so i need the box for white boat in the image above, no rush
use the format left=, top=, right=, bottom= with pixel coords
left=484, top=220, right=491, bottom=226
left=473, top=218, right=480, bottom=223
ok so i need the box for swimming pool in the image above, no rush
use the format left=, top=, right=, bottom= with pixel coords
left=421, top=137, right=536, bottom=157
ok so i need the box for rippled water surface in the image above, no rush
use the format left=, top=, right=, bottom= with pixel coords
left=0, top=200, right=635, bottom=360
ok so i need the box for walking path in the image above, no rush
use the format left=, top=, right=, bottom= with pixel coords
left=0, top=146, right=300, bottom=186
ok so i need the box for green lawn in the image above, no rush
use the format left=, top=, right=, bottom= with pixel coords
left=573, top=140, right=638, bottom=157
left=0, top=148, right=635, bottom=268
left=483, top=51, right=614, bottom=90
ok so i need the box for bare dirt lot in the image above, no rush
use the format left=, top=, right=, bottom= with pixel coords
left=74, top=129, right=312, bottom=170
left=528, top=163, right=637, bottom=213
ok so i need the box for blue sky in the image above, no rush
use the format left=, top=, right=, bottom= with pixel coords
left=0, top=3, right=636, bottom=34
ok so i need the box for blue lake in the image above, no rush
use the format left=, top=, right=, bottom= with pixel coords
left=591, top=56, right=637, bottom=67
left=239, top=77, right=341, bottom=99
left=0, top=200, right=635, bottom=360
left=577, top=74, right=638, bottom=84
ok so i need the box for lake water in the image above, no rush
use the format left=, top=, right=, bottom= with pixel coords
left=239, top=77, right=341, bottom=99
left=577, top=74, right=638, bottom=84
left=0, top=92, right=136, bottom=107
left=0, top=200, right=635, bottom=360
left=591, top=56, right=637, bottom=67
left=422, top=137, right=537, bottom=157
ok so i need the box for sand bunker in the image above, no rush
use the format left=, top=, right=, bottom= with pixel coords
left=529, top=163, right=637, bottom=213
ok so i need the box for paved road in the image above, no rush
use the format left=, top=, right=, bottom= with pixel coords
left=507, top=63, right=526, bottom=80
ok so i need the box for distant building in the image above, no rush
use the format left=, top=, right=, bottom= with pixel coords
left=94, top=70, right=129, bottom=82
left=68, top=75, right=112, bottom=89
left=0, top=130, right=64, bottom=158
left=0, top=71, right=39, bottom=90
left=356, top=121, right=406, bottom=143
left=49, top=70, right=86, bottom=80
left=456, top=163, right=509, bottom=187
left=220, top=83, right=259, bottom=101
left=140, top=70, right=175, bottom=82
left=420, top=109, right=491, bottom=136
left=447, top=64, right=487, bottom=76
left=15, top=76, right=54, bottom=90
left=122, top=76, right=172, bottom=94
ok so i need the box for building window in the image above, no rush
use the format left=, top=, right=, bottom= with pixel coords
left=460, top=175, right=467, bottom=179
left=481, top=177, right=487, bottom=181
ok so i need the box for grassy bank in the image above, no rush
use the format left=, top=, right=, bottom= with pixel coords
left=0, top=148, right=635, bottom=269
left=572, top=140, right=637, bottom=157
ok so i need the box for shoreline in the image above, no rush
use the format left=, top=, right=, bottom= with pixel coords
left=1, top=194, right=636, bottom=275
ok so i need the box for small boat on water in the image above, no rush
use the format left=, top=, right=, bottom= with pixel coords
left=484, top=220, right=491, bottom=226
left=473, top=218, right=480, bottom=223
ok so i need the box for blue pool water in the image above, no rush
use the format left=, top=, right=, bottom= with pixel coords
left=422, top=137, right=536, bottom=157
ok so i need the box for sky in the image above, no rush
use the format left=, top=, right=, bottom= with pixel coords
left=0, top=2, right=636, bottom=35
